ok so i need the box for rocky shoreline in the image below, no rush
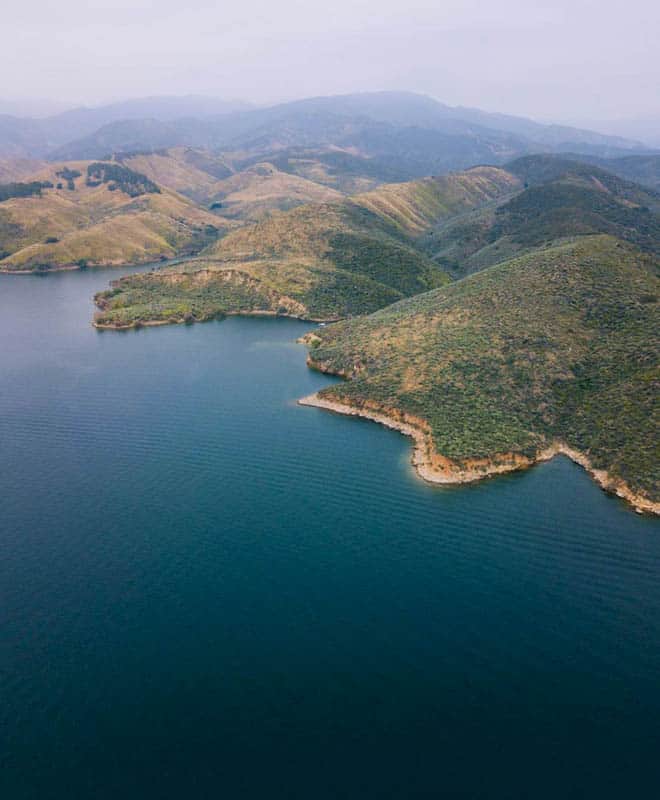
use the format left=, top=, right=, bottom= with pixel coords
left=298, top=391, right=659, bottom=516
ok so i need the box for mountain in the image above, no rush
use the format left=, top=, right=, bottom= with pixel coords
left=0, top=115, right=50, bottom=159
left=48, top=118, right=211, bottom=160
left=0, top=96, right=252, bottom=158
left=441, top=105, right=646, bottom=153
left=0, top=160, right=226, bottom=271
left=302, top=235, right=659, bottom=513
left=3, top=91, right=649, bottom=172
left=575, top=116, right=660, bottom=149
left=51, top=95, right=252, bottom=129
left=93, top=166, right=519, bottom=327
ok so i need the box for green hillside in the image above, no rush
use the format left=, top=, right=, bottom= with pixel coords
left=93, top=166, right=518, bottom=327
left=303, top=236, right=659, bottom=511
left=425, top=156, right=660, bottom=278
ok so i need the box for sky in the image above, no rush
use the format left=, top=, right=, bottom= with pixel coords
left=2, top=0, right=658, bottom=124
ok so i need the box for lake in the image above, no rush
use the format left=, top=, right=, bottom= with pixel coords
left=1, top=267, right=659, bottom=798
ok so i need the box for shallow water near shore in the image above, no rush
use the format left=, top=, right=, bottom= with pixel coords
left=1, top=267, right=659, bottom=798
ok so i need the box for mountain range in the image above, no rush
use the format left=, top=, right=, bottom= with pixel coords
left=1, top=92, right=654, bottom=172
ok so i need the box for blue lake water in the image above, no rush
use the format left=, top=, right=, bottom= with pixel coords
left=1, top=267, right=659, bottom=798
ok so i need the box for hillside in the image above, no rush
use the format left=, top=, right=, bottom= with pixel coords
left=0, top=158, right=48, bottom=182
left=424, top=156, right=660, bottom=278
left=118, top=147, right=233, bottom=203
left=92, top=166, right=519, bottom=327
left=560, top=153, right=660, bottom=191
left=0, top=161, right=226, bottom=271
left=234, top=147, right=410, bottom=194
left=203, top=162, right=344, bottom=220
left=102, top=148, right=346, bottom=218
left=302, top=236, right=659, bottom=513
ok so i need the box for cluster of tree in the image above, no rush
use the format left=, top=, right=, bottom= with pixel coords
left=56, top=167, right=82, bottom=190
left=85, top=162, right=160, bottom=197
left=0, top=181, right=53, bottom=202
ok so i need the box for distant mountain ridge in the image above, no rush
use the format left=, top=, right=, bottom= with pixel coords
left=1, top=93, right=653, bottom=174
left=0, top=96, right=254, bottom=158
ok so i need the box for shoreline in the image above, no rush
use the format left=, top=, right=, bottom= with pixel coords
left=0, top=255, right=193, bottom=276
left=92, top=309, right=336, bottom=330
left=298, top=392, right=659, bottom=516
left=0, top=264, right=81, bottom=275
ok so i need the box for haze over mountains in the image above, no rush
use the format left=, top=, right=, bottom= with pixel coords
left=0, top=92, right=654, bottom=168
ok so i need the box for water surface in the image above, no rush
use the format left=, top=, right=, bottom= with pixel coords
left=1, top=268, right=659, bottom=798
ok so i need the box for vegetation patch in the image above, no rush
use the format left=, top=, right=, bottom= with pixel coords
left=0, top=181, right=53, bottom=202
left=86, top=162, right=160, bottom=196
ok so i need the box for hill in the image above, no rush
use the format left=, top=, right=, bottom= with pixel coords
left=424, top=156, right=660, bottom=278
left=301, top=235, right=659, bottom=514
left=0, top=158, right=48, bottom=182
left=559, top=153, right=660, bottom=191
left=0, top=161, right=226, bottom=271
left=93, top=166, right=519, bottom=327
left=119, top=149, right=344, bottom=218
left=118, top=147, right=234, bottom=203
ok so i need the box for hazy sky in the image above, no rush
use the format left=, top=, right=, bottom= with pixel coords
left=2, top=0, right=658, bottom=122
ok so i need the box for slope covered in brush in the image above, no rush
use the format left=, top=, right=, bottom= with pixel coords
left=425, top=156, right=660, bottom=278
left=305, top=235, right=659, bottom=508
left=93, top=166, right=518, bottom=326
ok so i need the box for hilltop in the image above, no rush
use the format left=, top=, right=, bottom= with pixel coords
left=93, top=166, right=519, bottom=327
left=302, top=235, right=659, bottom=513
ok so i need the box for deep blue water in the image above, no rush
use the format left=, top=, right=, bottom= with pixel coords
left=1, top=267, right=659, bottom=799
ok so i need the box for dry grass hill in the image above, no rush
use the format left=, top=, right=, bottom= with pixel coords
left=0, top=160, right=227, bottom=271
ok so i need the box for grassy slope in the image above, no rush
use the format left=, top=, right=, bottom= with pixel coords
left=206, top=162, right=344, bottom=220
left=306, top=235, right=659, bottom=504
left=93, top=166, right=518, bottom=326
left=0, top=160, right=226, bottom=270
left=0, top=158, right=49, bottom=183
left=122, top=148, right=231, bottom=203
left=125, top=149, right=349, bottom=219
